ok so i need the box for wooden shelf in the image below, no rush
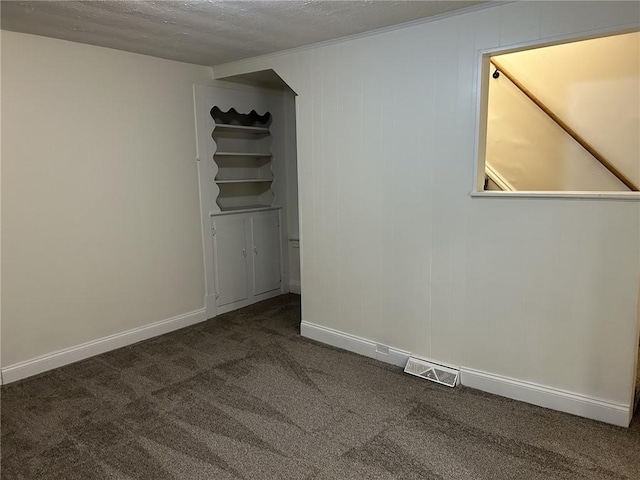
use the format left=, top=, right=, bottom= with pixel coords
left=213, top=124, right=270, bottom=134
left=216, top=179, right=273, bottom=184
left=210, top=206, right=280, bottom=216
left=211, top=108, right=274, bottom=214
left=216, top=205, right=275, bottom=214
left=214, top=152, right=272, bottom=158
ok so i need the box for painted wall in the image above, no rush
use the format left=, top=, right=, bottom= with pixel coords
left=288, top=241, right=301, bottom=294
left=487, top=32, right=639, bottom=190
left=213, top=1, right=640, bottom=419
left=284, top=91, right=301, bottom=293
left=1, top=31, right=214, bottom=366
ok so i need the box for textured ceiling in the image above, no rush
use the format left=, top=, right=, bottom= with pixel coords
left=1, top=1, right=487, bottom=66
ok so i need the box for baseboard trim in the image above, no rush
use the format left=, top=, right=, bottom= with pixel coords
left=205, top=294, right=218, bottom=320
left=216, top=289, right=283, bottom=316
left=299, top=321, right=631, bottom=427
left=460, top=367, right=631, bottom=427
left=2, top=308, right=207, bottom=384
left=300, top=320, right=410, bottom=367
left=290, top=280, right=301, bottom=295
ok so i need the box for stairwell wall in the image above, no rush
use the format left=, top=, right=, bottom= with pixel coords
left=487, top=32, right=639, bottom=191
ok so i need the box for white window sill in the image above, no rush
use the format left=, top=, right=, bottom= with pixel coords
left=471, top=191, right=640, bottom=201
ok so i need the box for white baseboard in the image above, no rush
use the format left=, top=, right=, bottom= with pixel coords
left=290, top=280, right=301, bottom=295
left=205, top=293, right=218, bottom=320
left=1, top=308, right=207, bottom=384
left=216, top=288, right=283, bottom=315
left=460, top=367, right=631, bottom=427
left=300, top=320, right=410, bottom=367
left=299, top=321, right=631, bottom=427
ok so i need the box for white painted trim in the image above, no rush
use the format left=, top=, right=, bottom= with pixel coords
left=485, top=163, right=515, bottom=192
left=289, top=280, right=301, bottom=295
left=216, top=288, right=282, bottom=315
left=470, top=191, right=640, bottom=201
left=460, top=367, right=631, bottom=427
left=205, top=293, right=218, bottom=320
left=1, top=308, right=207, bottom=384
left=300, top=320, right=410, bottom=367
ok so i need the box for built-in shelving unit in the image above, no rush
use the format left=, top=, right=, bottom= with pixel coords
left=211, top=107, right=274, bottom=212
left=214, top=152, right=272, bottom=158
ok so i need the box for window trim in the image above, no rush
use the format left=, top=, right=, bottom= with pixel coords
left=471, top=191, right=640, bottom=201
left=472, top=26, right=640, bottom=200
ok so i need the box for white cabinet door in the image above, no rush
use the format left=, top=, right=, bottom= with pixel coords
left=213, top=216, right=249, bottom=307
left=251, top=211, right=281, bottom=295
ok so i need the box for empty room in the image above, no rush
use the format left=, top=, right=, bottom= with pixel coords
left=1, top=1, right=640, bottom=479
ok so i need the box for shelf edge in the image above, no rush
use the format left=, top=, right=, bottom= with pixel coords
left=214, top=152, right=272, bottom=157
left=209, top=206, right=281, bottom=216
left=216, top=179, right=273, bottom=184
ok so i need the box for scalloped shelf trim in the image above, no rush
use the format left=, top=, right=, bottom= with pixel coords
left=210, top=106, right=271, bottom=127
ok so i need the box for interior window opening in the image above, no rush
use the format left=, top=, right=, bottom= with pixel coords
left=479, top=31, right=640, bottom=194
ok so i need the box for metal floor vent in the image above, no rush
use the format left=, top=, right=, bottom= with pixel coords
left=404, top=357, right=459, bottom=388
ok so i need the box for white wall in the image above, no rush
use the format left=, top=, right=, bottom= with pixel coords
left=213, top=2, right=640, bottom=424
left=487, top=32, right=639, bottom=190
left=1, top=32, right=214, bottom=367
left=288, top=241, right=301, bottom=294
left=284, top=91, right=301, bottom=293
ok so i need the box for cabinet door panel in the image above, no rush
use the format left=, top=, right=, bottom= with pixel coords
left=251, top=212, right=281, bottom=295
left=213, top=216, right=248, bottom=307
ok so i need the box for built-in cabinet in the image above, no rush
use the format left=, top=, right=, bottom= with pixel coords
left=194, top=84, right=294, bottom=318
left=212, top=209, right=282, bottom=314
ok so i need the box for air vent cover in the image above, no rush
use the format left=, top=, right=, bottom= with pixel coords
left=404, top=357, right=459, bottom=388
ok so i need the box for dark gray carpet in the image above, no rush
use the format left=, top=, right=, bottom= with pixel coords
left=2, top=294, right=640, bottom=479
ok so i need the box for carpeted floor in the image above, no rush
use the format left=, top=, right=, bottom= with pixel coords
left=2, top=294, right=640, bottom=479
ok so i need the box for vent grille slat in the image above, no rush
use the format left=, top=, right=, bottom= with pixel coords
left=404, top=357, right=459, bottom=388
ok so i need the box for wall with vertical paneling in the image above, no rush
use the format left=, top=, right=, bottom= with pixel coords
left=213, top=2, right=640, bottom=417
